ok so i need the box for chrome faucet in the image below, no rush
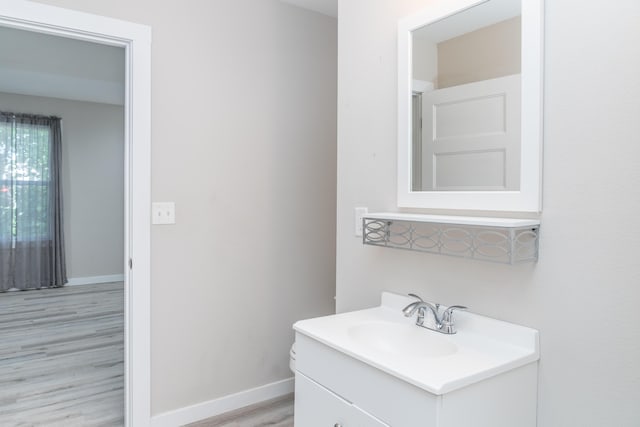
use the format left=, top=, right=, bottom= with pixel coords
left=402, top=293, right=467, bottom=334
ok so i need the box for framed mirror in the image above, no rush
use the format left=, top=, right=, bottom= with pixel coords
left=397, top=0, right=544, bottom=212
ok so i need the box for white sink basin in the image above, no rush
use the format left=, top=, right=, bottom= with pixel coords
left=348, top=322, right=458, bottom=359
left=293, top=292, right=539, bottom=395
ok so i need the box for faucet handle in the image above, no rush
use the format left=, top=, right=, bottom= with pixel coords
left=408, top=293, right=424, bottom=302
left=442, top=305, right=467, bottom=324
left=402, top=294, right=424, bottom=317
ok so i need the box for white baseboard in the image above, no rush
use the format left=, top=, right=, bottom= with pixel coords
left=151, top=377, right=294, bottom=427
left=66, top=274, right=125, bottom=286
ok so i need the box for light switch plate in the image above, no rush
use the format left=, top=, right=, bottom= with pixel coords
left=152, top=202, right=175, bottom=225
left=354, top=207, right=368, bottom=237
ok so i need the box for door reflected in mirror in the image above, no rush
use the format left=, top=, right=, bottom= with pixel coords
left=411, top=1, right=522, bottom=192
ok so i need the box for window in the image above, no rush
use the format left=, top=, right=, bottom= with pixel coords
left=1, top=112, right=65, bottom=290
left=0, top=119, right=52, bottom=245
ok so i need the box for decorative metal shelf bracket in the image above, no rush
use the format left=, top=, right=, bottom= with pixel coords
left=362, top=214, right=539, bottom=264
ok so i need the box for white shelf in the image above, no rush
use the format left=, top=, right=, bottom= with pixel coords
left=362, top=213, right=540, bottom=264
left=364, top=213, right=540, bottom=228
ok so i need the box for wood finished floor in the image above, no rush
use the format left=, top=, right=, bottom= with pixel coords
left=186, top=394, right=294, bottom=427
left=0, top=282, right=294, bottom=427
left=0, top=282, right=125, bottom=426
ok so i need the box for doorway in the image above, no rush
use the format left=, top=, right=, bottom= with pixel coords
left=0, top=2, right=151, bottom=426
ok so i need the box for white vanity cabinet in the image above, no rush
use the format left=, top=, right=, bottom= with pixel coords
left=294, top=333, right=537, bottom=427
left=292, top=292, right=540, bottom=427
left=295, top=373, right=389, bottom=427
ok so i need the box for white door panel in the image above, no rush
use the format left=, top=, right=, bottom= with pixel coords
left=422, top=74, right=521, bottom=191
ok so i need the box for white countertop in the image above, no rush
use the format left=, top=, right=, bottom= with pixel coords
left=293, top=292, right=540, bottom=395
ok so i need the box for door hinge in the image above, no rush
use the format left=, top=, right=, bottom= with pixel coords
left=128, top=258, right=133, bottom=269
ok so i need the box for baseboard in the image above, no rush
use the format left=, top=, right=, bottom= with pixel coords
left=66, top=274, right=125, bottom=286
left=151, top=377, right=294, bottom=427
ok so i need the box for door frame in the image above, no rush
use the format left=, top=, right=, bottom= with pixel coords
left=0, top=2, right=152, bottom=426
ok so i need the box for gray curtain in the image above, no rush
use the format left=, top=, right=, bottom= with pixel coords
left=0, top=112, right=67, bottom=291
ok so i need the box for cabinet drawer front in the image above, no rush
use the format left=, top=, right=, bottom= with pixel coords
left=295, top=373, right=389, bottom=427
left=295, top=333, right=439, bottom=426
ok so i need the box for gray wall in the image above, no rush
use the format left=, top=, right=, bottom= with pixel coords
left=337, top=1, right=640, bottom=426
left=0, top=92, right=124, bottom=280
left=31, top=0, right=338, bottom=415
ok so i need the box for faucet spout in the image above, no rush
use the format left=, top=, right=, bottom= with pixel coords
left=401, top=301, right=420, bottom=316
left=402, top=293, right=431, bottom=317
left=401, top=294, right=466, bottom=334
left=403, top=301, right=439, bottom=319
left=402, top=295, right=440, bottom=328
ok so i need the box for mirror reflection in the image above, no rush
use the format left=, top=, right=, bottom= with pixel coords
left=411, top=0, right=522, bottom=192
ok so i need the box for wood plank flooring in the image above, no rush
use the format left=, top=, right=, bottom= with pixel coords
left=0, top=282, right=293, bottom=426
left=0, top=282, right=125, bottom=426
left=186, top=394, right=294, bottom=427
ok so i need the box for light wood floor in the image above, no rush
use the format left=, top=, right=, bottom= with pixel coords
left=186, top=394, right=294, bottom=427
left=0, top=282, right=125, bottom=426
left=0, top=282, right=294, bottom=427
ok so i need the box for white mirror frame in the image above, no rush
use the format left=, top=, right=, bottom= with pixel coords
left=397, top=0, right=544, bottom=212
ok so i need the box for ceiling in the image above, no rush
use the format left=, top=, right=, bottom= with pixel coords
left=413, top=0, right=520, bottom=43
left=0, top=26, right=125, bottom=105
left=280, top=0, right=337, bottom=17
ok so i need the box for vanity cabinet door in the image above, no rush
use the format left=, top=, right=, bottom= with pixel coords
left=295, top=372, right=389, bottom=427
left=296, top=333, right=439, bottom=426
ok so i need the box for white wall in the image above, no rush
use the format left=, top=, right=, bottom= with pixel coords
left=412, top=36, right=437, bottom=83
left=30, top=0, right=338, bottom=416
left=0, top=92, right=124, bottom=280
left=337, top=1, right=640, bottom=426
